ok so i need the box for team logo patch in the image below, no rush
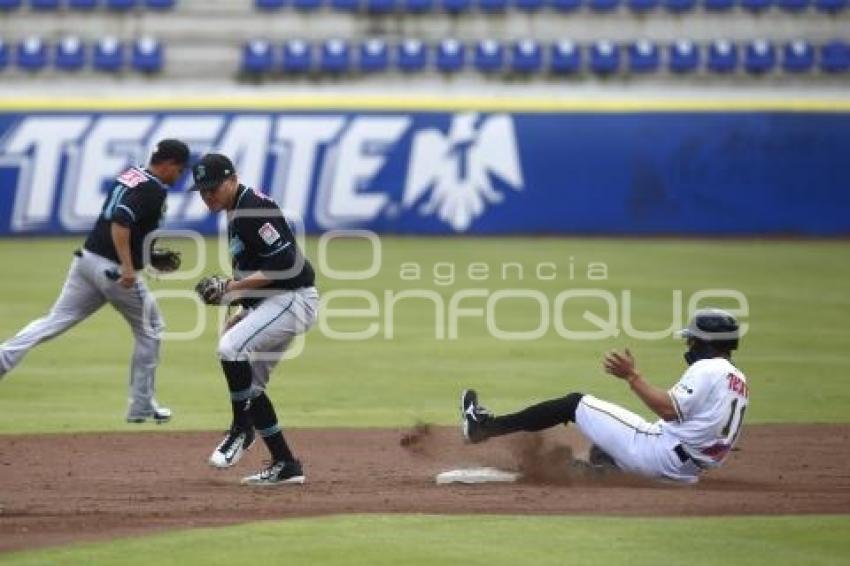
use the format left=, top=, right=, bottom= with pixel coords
left=117, top=168, right=147, bottom=188
left=258, top=222, right=281, bottom=246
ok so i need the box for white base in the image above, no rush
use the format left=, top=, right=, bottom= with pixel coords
left=435, top=467, right=521, bottom=485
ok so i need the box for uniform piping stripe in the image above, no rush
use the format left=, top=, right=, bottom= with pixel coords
left=257, top=424, right=282, bottom=438
left=116, top=204, right=137, bottom=222
left=258, top=241, right=292, bottom=258
left=581, top=399, right=662, bottom=436
left=236, top=296, right=296, bottom=355
left=669, top=392, right=684, bottom=423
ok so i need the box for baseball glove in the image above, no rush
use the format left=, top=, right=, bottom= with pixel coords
left=195, top=274, right=230, bottom=305
left=150, top=248, right=182, bottom=273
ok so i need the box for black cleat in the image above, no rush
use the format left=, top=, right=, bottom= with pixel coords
left=241, top=459, right=305, bottom=486
left=461, top=389, right=493, bottom=444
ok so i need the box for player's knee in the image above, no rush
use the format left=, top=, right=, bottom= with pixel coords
left=217, top=334, right=244, bottom=361
left=562, top=392, right=584, bottom=423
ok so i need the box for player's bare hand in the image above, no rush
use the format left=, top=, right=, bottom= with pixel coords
left=118, top=268, right=137, bottom=289
left=604, top=348, right=638, bottom=381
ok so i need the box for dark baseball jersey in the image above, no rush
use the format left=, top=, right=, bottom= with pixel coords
left=84, top=167, right=168, bottom=270
left=228, top=185, right=315, bottom=306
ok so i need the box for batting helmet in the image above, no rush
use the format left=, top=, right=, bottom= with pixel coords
left=679, top=308, right=740, bottom=365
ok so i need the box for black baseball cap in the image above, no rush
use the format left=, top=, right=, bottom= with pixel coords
left=150, top=139, right=190, bottom=165
left=190, top=153, right=236, bottom=192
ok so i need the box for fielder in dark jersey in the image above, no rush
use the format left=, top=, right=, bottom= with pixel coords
left=0, top=139, right=190, bottom=423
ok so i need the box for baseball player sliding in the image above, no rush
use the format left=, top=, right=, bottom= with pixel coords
left=0, top=139, right=188, bottom=424
left=190, top=153, right=318, bottom=486
left=462, top=309, right=748, bottom=484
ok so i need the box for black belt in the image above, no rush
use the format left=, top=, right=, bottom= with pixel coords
left=674, top=444, right=706, bottom=470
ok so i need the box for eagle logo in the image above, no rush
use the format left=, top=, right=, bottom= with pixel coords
left=402, top=113, right=524, bottom=232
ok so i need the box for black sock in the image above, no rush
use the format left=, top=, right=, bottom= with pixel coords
left=484, top=393, right=584, bottom=437
left=221, top=360, right=253, bottom=429
left=249, top=392, right=295, bottom=463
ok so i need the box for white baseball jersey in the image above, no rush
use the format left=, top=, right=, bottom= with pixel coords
left=663, top=357, right=749, bottom=469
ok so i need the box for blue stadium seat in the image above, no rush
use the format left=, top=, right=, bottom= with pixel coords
left=69, top=0, right=98, bottom=8
left=397, top=39, right=427, bottom=72
left=740, top=0, right=772, bottom=11
left=703, top=0, right=733, bottom=9
left=550, top=0, right=580, bottom=10
left=321, top=38, right=350, bottom=73
left=479, top=0, right=507, bottom=10
left=628, top=40, right=660, bottom=73
left=132, top=36, right=163, bottom=73
left=55, top=36, right=86, bottom=71
left=94, top=37, right=125, bottom=71
left=17, top=37, right=48, bottom=71
left=106, top=0, right=137, bottom=9
left=0, top=39, right=8, bottom=70
left=776, top=0, right=808, bottom=9
left=30, top=0, right=60, bottom=10
left=366, top=0, right=395, bottom=10
left=590, top=0, right=620, bottom=10
left=242, top=40, right=274, bottom=74
left=820, top=40, right=850, bottom=73
left=359, top=39, right=389, bottom=72
left=442, top=0, right=470, bottom=10
left=815, top=0, right=847, bottom=11
left=404, top=0, right=433, bottom=9
left=146, top=0, right=176, bottom=8
left=474, top=40, right=504, bottom=73
left=707, top=39, right=738, bottom=73
left=663, top=0, right=696, bottom=10
left=436, top=39, right=465, bottom=72
left=256, top=0, right=285, bottom=8
left=782, top=40, right=814, bottom=72
left=293, top=0, right=322, bottom=9
left=512, top=39, right=542, bottom=73
left=744, top=40, right=775, bottom=74
left=590, top=41, right=620, bottom=74
left=550, top=40, right=581, bottom=74
left=628, top=0, right=659, bottom=11
left=332, top=0, right=359, bottom=9
left=282, top=39, right=312, bottom=73
left=669, top=40, right=700, bottom=73
left=0, top=1, right=23, bottom=10
left=515, top=0, right=544, bottom=10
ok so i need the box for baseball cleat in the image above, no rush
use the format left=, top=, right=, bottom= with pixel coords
left=461, top=389, right=492, bottom=444
left=126, top=404, right=172, bottom=424
left=209, top=426, right=255, bottom=468
left=241, top=459, right=305, bottom=486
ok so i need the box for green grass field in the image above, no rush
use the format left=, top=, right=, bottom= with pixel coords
left=1, top=236, right=848, bottom=564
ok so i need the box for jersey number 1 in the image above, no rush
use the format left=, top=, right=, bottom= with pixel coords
left=721, top=398, right=746, bottom=443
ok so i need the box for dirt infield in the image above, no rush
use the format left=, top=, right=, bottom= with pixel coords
left=1, top=424, right=849, bottom=553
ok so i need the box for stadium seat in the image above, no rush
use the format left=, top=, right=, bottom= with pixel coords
left=820, top=40, right=850, bottom=73
left=590, top=0, right=620, bottom=10
left=550, top=40, right=581, bottom=74
left=106, top=0, right=137, bottom=9
left=0, top=39, right=8, bottom=70
left=132, top=36, right=163, bottom=73
left=93, top=37, right=124, bottom=71
left=321, top=39, right=350, bottom=73
left=436, top=39, right=465, bottom=73
left=0, top=0, right=22, bottom=10
left=242, top=40, right=274, bottom=74
left=294, top=0, right=322, bottom=9
left=590, top=41, right=620, bottom=74
left=776, top=0, right=808, bottom=9
left=397, top=39, right=427, bottom=72
left=55, top=36, right=86, bottom=71
left=550, top=0, right=580, bottom=9
left=282, top=39, right=312, bottom=73
left=815, top=0, right=847, bottom=10
left=474, top=40, right=504, bottom=73
left=359, top=39, right=389, bottom=72
left=17, top=37, right=48, bottom=71
left=515, top=0, right=544, bottom=10
left=512, top=39, right=542, bottom=73
left=703, top=0, right=733, bottom=9
left=442, top=0, right=471, bottom=10
left=404, top=0, right=433, bottom=9
left=479, top=0, right=507, bottom=10
left=740, top=0, right=772, bottom=10
left=707, top=39, right=738, bottom=73
left=669, top=40, right=700, bottom=73
left=332, top=0, right=359, bottom=9
left=628, top=40, right=660, bottom=73
left=145, top=0, right=176, bottom=8
left=256, top=0, right=285, bottom=8
left=69, top=0, right=98, bottom=9
left=627, top=0, right=660, bottom=11
left=663, top=0, right=696, bottom=10
left=30, top=0, right=60, bottom=10
left=744, top=40, right=776, bottom=74
left=366, top=0, right=395, bottom=10
left=782, top=40, right=814, bottom=72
